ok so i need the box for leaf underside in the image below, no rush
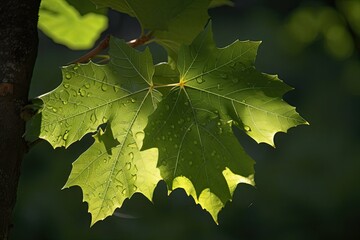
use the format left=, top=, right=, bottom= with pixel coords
left=27, top=21, right=307, bottom=224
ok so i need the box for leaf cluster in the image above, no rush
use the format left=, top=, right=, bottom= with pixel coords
left=29, top=0, right=308, bottom=225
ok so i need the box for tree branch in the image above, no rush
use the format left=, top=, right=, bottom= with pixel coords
left=69, top=32, right=154, bottom=64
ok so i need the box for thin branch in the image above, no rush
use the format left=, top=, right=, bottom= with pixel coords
left=68, top=32, right=154, bottom=64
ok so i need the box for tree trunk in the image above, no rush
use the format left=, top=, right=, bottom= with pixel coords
left=0, top=1, right=40, bottom=239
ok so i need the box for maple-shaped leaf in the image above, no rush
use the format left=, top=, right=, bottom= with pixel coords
left=91, top=0, right=211, bottom=62
left=27, top=37, right=160, bottom=148
left=26, top=37, right=163, bottom=225
left=143, top=24, right=308, bottom=222
left=39, top=0, right=108, bottom=50
left=63, top=127, right=161, bottom=225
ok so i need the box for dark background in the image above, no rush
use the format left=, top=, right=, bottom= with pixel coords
left=11, top=0, right=360, bottom=239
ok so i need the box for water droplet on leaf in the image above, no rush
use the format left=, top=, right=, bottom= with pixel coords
left=90, top=113, right=97, bottom=123
left=78, top=88, right=86, bottom=97
left=122, top=189, right=127, bottom=195
left=135, top=131, right=145, bottom=141
left=244, top=125, right=251, bottom=131
left=65, top=73, right=71, bottom=79
left=63, top=130, right=69, bottom=140
left=196, top=78, right=204, bottom=84
left=129, top=152, right=134, bottom=160
left=125, top=162, right=131, bottom=170
left=101, top=84, right=108, bottom=91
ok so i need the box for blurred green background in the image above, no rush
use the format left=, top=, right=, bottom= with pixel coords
left=11, top=0, right=360, bottom=239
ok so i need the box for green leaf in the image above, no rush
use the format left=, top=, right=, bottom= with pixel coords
left=38, top=0, right=108, bottom=49
left=143, top=24, right=308, bottom=222
left=209, top=0, right=234, bottom=8
left=91, top=0, right=211, bottom=62
left=63, top=127, right=161, bottom=225
left=26, top=37, right=161, bottom=148
left=27, top=37, right=163, bottom=224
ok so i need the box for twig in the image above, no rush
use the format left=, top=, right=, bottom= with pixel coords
left=68, top=32, right=154, bottom=64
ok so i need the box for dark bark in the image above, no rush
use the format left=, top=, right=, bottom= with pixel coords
left=0, top=1, right=40, bottom=239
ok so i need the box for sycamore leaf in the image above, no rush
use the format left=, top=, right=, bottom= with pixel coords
left=38, top=0, right=108, bottom=50
left=63, top=128, right=161, bottom=225
left=143, top=24, right=308, bottom=222
left=27, top=37, right=163, bottom=225
left=27, top=37, right=160, bottom=149
left=91, top=0, right=210, bottom=62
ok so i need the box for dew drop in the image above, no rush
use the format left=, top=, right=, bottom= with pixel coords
left=65, top=73, right=71, bottom=79
left=132, top=174, right=137, bottom=181
left=63, top=83, right=70, bottom=88
left=52, top=108, right=57, bottom=113
left=122, top=189, right=127, bottom=195
left=131, top=98, right=136, bottom=103
left=193, top=140, right=198, bottom=145
left=102, top=116, right=107, bottom=123
left=101, top=84, right=108, bottom=91
left=78, top=88, right=86, bottom=97
left=90, top=113, right=97, bottom=123
left=103, top=158, right=107, bottom=163
left=62, top=101, right=68, bottom=105
left=125, top=162, right=131, bottom=170
left=84, top=83, right=90, bottom=89
left=63, top=130, right=69, bottom=140
left=217, top=122, right=221, bottom=126
left=128, top=142, right=137, bottom=149
left=73, top=65, right=79, bottom=71
left=129, top=152, right=134, bottom=160
left=135, top=131, right=145, bottom=141
left=217, top=84, right=223, bottom=91
left=196, top=78, right=204, bottom=84
left=244, top=125, right=251, bottom=131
